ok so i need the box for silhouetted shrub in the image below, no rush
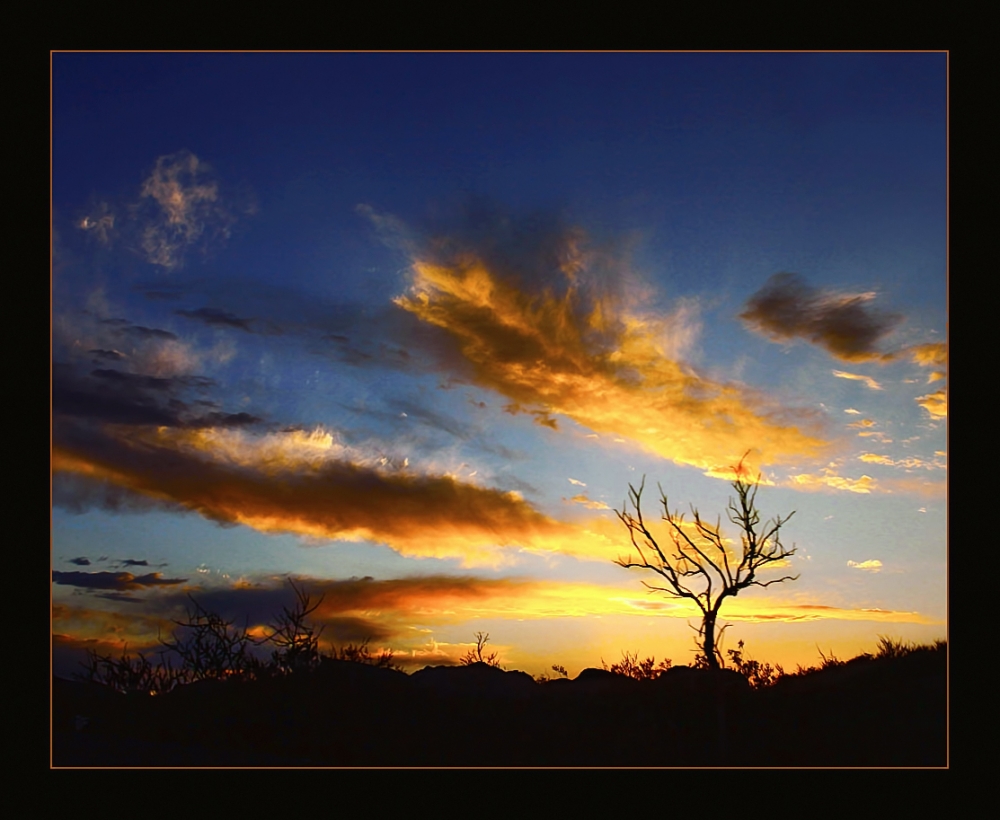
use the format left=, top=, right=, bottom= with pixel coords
left=726, top=640, right=783, bottom=689
left=159, top=595, right=260, bottom=682
left=264, top=579, right=325, bottom=674
left=327, top=637, right=400, bottom=669
left=460, top=632, right=501, bottom=668
left=79, top=643, right=186, bottom=694
left=603, top=650, right=672, bottom=680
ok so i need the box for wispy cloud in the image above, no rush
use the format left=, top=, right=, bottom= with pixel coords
left=740, top=273, right=902, bottom=362
left=833, top=370, right=882, bottom=390
left=75, top=151, right=255, bottom=271
left=391, top=216, right=829, bottom=475
left=569, top=494, right=612, bottom=510
left=787, top=470, right=877, bottom=494
left=136, top=151, right=251, bottom=269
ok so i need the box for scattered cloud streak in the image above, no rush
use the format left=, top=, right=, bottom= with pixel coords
left=906, top=342, right=947, bottom=418
left=52, top=570, right=188, bottom=591
left=175, top=307, right=255, bottom=332
left=740, top=273, right=902, bottom=362
left=833, top=370, right=882, bottom=391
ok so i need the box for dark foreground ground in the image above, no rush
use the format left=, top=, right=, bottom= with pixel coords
left=53, top=646, right=946, bottom=767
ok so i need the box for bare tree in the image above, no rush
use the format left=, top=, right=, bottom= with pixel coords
left=159, top=595, right=259, bottom=681
left=460, top=631, right=501, bottom=668
left=264, top=578, right=325, bottom=674
left=615, top=454, right=798, bottom=670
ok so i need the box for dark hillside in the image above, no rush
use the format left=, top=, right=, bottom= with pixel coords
left=53, top=643, right=946, bottom=767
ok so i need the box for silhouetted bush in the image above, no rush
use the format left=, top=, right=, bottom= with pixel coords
left=327, top=637, right=400, bottom=669
left=460, top=631, right=501, bottom=668
left=602, top=650, right=672, bottom=680
left=79, top=643, right=186, bottom=694
left=158, top=594, right=260, bottom=682
left=726, top=640, right=783, bottom=689
left=264, top=579, right=325, bottom=674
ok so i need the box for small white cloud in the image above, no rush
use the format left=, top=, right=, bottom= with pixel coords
left=847, top=559, right=883, bottom=572
left=568, top=478, right=586, bottom=487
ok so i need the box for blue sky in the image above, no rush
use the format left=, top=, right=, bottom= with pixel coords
left=52, top=52, right=946, bottom=677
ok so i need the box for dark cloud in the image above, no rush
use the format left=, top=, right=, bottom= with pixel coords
left=94, top=592, right=145, bottom=604
left=119, top=559, right=149, bottom=567
left=152, top=575, right=533, bottom=642
left=140, top=290, right=184, bottom=301
left=68, top=556, right=91, bottom=566
left=115, top=324, right=179, bottom=342
left=203, top=411, right=262, bottom=427
left=53, top=470, right=191, bottom=516
left=91, top=368, right=173, bottom=391
left=53, top=364, right=258, bottom=430
left=175, top=307, right=254, bottom=332
left=53, top=363, right=186, bottom=427
left=739, top=272, right=903, bottom=362
left=52, top=570, right=188, bottom=591
left=88, top=349, right=126, bottom=363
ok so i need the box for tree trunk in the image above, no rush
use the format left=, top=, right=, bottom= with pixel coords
left=702, top=611, right=720, bottom=670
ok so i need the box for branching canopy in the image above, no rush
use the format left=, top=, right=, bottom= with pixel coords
left=615, top=456, right=798, bottom=622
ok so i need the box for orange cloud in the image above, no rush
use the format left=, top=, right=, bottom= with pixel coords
left=858, top=453, right=894, bottom=465
left=908, top=342, right=947, bottom=369
left=395, top=258, right=829, bottom=475
left=569, top=494, right=612, bottom=510
left=787, top=471, right=877, bottom=494
left=52, top=422, right=628, bottom=566
left=916, top=388, right=947, bottom=418
left=906, top=343, right=947, bottom=418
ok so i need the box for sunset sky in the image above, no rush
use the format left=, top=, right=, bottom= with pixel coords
left=51, top=52, right=947, bottom=679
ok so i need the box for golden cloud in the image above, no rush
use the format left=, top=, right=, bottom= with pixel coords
left=569, top=494, right=612, bottom=510
left=916, top=388, right=947, bottom=418
left=395, top=258, right=829, bottom=475
left=858, top=453, right=894, bottom=465
left=905, top=343, right=947, bottom=418
left=908, top=342, right=947, bottom=369
left=788, top=471, right=877, bottom=494
left=52, top=422, right=628, bottom=567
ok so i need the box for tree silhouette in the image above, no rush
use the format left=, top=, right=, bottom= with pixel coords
left=615, top=454, right=798, bottom=670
